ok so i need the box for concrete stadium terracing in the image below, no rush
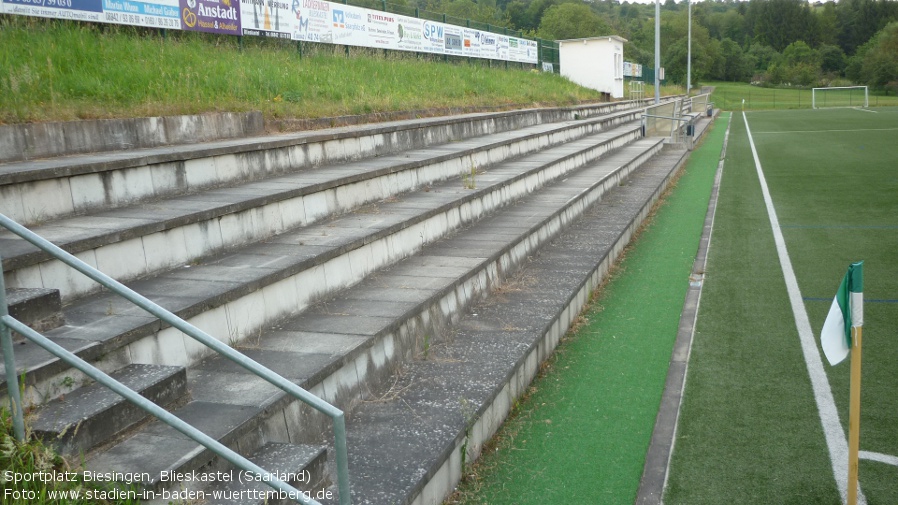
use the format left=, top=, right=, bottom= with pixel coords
left=0, top=100, right=716, bottom=504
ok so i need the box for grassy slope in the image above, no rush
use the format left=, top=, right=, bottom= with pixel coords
left=449, top=116, right=728, bottom=504
left=0, top=17, right=606, bottom=124
left=666, top=109, right=898, bottom=504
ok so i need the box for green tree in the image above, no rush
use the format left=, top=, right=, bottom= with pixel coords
left=637, top=9, right=717, bottom=85
left=786, top=62, right=819, bottom=85
left=780, top=41, right=821, bottom=85
left=782, top=40, right=818, bottom=66
left=744, top=0, right=817, bottom=51
left=440, top=0, right=508, bottom=25
left=746, top=44, right=781, bottom=74
left=815, top=1, right=839, bottom=46
left=538, top=3, right=610, bottom=40
left=766, top=62, right=787, bottom=84
left=718, top=37, right=752, bottom=81
left=836, top=0, right=898, bottom=55
left=818, top=44, right=847, bottom=74
left=858, top=21, right=898, bottom=89
left=506, top=0, right=532, bottom=31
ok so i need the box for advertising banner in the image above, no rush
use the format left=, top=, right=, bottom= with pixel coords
left=496, top=34, right=509, bottom=61
left=395, top=15, right=423, bottom=53
left=461, top=29, right=478, bottom=58
left=329, top=3, right=367, bottom=46
left=421, top=19, right=445, bottom=55
left=479, top=31, right=498, bottom=60
left=366, top=11, right=397, bottom=48
left=443, top=24, right=462, bottom=56
left=0, top=0, right=103, bottom=22
left=520, top=38, right=537, bottom=63
left=102, top=0, right=180, bottom=28
left=291, top=0, right=331, bottom=42
left=179, top=0, right=241, bottom=35
left=240, top=0, right=292, bottom=39
left=509, top=37, right=536, bottom=63
left=2, top=0, right=538, bottom=64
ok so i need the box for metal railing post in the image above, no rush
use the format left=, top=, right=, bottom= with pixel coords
left=334, top=413, right=351, bottom=503
left=0, top=256, right=26, bottom=442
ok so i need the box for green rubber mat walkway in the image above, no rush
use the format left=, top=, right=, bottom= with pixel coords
left=449, top=115, right=730, bottom=504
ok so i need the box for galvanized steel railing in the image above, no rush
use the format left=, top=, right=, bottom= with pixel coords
left=641, top=96, right=711, bottom=149
left=0, top=213, right=351, bottom=505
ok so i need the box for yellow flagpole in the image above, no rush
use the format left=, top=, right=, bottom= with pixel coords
left=847, top=325, right=862, bottom=505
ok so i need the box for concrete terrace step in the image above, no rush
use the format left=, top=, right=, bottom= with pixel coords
left=1, top=111, right=644, bottom=302
left=80, top=137, right=666, bottom=496
left=29, top=363, right=187, bottom=457
left=0, top=101, right=654, bottom=227
left=0, top=124, right=645, bottom=407
left=86, top=398, right=327, bottom=498
left=203, top=442, right=329, bottom=505
left=5, top=287, right=64, bottom=337
left=333, top=146, right=693, bottom=505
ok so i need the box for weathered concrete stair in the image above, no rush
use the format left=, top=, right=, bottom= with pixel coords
left=0, top=102, right=710, bottom=505
left=204, top=442, right=329, bottom=505
left=29, top=364, right=187, bottom=456
left=324, top=116, right=718, bottom=505
left=0, top=101, right=653, bottom=227
left=333, top=146, right=696, bottom=505
left=1, top=121, right=646, bottom=407
left=1, top=108, right=646, bottom=303
left=80, top=136, right=668, bottom=499
left=5, top=287, right=64, bottom=338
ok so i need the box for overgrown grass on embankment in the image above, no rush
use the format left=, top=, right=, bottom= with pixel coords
left=0, top=16, right=609, bottom=124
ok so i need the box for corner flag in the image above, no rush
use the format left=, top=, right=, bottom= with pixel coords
left=820, top=261, right=863, bottom=366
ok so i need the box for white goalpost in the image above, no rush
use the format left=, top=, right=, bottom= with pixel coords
left=812, top=86, right=869, bottom=109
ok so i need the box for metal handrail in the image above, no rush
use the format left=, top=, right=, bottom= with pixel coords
left=642, top=113, right=690, bottom=122
left=0, top=213, right=351, bottom=505
left=641, top=106, right=700, bottom=148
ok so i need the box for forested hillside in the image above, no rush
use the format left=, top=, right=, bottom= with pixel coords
left=412, top=0, right=898, bottom=90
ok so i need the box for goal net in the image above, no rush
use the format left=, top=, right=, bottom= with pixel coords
left=812, top=86, right=869, bottom=109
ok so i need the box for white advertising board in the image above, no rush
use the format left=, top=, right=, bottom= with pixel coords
left=0, top=0, right=539, bottom=64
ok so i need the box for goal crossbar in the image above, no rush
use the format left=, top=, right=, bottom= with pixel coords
left=812, top=86, right=869, bottom=109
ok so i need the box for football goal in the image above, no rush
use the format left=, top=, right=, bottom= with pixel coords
left=812, top=86, right=869, bottom=109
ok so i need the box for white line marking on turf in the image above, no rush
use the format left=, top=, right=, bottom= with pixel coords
left=753, top=127, right=898, bottom=134
left=742, top=111, right=865, bottom=505
left=855, top=108, right=878, bottom=113
left=860, top=451, right=898, bottom=467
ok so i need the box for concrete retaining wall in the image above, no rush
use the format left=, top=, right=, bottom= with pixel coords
left=0, top=111, right=264, bottom=163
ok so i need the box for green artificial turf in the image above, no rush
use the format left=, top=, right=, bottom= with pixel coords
left=666, top=108, right=898, bottom=504
left=449, top=114, right=730, bottom=504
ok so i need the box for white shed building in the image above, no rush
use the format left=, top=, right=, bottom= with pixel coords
left=558, top=36, right=627, bottom=99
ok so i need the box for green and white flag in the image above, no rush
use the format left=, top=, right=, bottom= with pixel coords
left=820, top=261, right=864, bottom=366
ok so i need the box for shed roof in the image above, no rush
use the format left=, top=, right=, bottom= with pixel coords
left=556, top=36, right=628, bottom=44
